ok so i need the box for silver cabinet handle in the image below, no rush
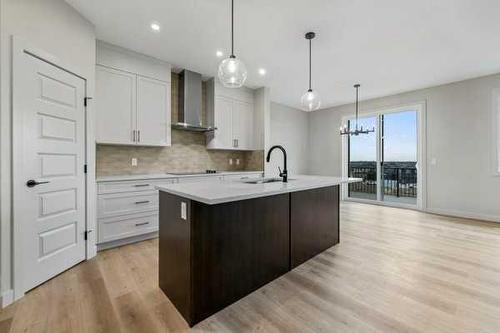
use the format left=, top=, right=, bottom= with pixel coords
left=135, top=222, right=149, bottom=227
left=134, top=184, right=150, bottom=187
left=235, top=139, right=239, bottom=148
left=138, top=130, right=141, bottom=142
left=134, top=200, right=150, bottom=204
left=132, top=130, right=136, bottom=142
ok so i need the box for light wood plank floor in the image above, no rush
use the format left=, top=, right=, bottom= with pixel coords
left=2, top=202, right=500, bottom=333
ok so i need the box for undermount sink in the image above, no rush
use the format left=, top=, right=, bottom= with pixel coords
left=243, top=177, right=293, bottom=184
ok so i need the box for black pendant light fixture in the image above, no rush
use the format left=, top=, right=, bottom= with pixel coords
left=300, top=32, right=321, bottom=111
left=340, top=84, right=375, bottom=136
left=218, top=0, right=247, bottom=88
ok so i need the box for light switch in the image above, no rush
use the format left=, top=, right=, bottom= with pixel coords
left=236, top=158, right=240, bottom=165
left=181, top=202, right=187, bottom=220
left=131, top=158, right=138, bottom=166
left=229, top=158, right=233, bottom=165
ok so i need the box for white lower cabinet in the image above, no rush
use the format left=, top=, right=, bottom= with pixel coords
left=99, top=212, right=159, bottom=243
left=96, top=173, right=263, bottom=250
left=97, top=178, right=174, bottom=249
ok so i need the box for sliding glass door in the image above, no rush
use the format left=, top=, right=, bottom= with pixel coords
left=346, top=107, right=420, bottom=207
left=347, top=116, right=378, bottom=200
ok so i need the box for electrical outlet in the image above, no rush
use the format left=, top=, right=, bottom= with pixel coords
left=181, top=202, right=187, bottom=220
left=236, top=158, right=240, bottom=165
left=131, top=158, right=138, bottom=167
left=229, top=158, right=233, bottom=165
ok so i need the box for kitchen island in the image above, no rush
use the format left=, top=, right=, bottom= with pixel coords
left=156, top=175, right=360, bottom=326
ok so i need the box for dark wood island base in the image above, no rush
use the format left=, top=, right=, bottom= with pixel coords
left=159, top=185, right=339, bottom=326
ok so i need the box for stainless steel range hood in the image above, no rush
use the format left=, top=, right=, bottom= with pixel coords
left=171, top=70, right=215, bottom=132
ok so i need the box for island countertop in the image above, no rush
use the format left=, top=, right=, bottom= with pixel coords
left=155, top=175, right=361, bottom=205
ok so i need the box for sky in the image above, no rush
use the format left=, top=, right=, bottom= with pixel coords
left=349, top=110, right=417, bottom=162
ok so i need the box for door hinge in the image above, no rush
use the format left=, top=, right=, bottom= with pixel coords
left=84, top=97, right=93, bottom=107
left=84, top=230, right=93, bottom=240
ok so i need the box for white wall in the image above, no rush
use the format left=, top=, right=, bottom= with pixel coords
left=0, top=0, right=96, bottom=301
left=309, top=73, right=500, bottom=222
left=267, top=102, right=309, bottom=176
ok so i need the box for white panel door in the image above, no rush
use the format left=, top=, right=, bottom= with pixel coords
left=96, top=65, right=136, bottom=144
left=136, top=76, right=170, bottom=146
left=209, top=96, right=233, bottom=149
left=14, top=52, right=86, bottom=292
left=233, top=100, right=254, bottom=150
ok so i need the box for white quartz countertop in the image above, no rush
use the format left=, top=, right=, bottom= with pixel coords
left=155, top=175, right=362, bottom=205
left=96, top=171, right=263, bottom=182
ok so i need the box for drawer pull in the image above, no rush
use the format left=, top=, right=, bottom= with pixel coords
left=135, top=222, right=150, bottom=227
left=135, top=200, right=150, bottom=204
left=134, top=184, right=150, bottom=187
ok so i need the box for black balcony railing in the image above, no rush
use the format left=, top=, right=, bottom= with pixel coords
left=349, top=166, right=417, bottom=198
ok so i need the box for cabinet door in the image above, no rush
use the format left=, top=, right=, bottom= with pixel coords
left=136, top=76, right=171, bottom=146
left=232, top=100, right=254, bottom=150
left=209, top=96, right=233, bottom=149
left=96, top=65, right=136, bottom=144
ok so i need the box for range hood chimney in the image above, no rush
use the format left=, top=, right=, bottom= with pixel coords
left=172, top=70, right=215, bottom=132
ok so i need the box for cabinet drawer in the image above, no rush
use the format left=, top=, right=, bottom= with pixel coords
left=97, top=179, right=175, bottom=194
left=98, top=191, right=158, bottom=218
left=98, top=212, right=158, bottom=243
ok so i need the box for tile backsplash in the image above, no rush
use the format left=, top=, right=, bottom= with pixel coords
left=96, top=72, right=264, bottom=177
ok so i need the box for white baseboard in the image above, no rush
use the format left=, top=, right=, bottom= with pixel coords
left=97, top=232, right=158, bottom=251
left=1, top=289, right=14, bottom=308
left=425, top=208, right=500, bottom=223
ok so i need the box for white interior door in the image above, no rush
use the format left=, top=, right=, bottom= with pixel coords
left=136, top=75, right=170, bottom=146
left=95, top=65, right=136, bottom=144
left=14, top=51, right=87, bottom=292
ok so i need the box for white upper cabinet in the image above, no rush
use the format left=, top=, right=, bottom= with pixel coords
left=206, top=79, right=259, bottom=150
left=95, top=41, right=171, bottom=147
left=96, top=66, right=136, bottom=144
left=233, top=100, right=254, bottom=149
left=136, top=76, right=171, bottom=146
left=211, top=96, right=233, bottom=149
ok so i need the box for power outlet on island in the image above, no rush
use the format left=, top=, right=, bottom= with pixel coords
left=131, top=157, right=138, bottom=167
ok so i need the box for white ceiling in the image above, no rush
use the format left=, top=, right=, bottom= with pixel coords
left=66, top=0, right=500, bottom=110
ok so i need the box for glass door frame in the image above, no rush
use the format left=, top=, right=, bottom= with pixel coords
left=341, top=102, right=426, bottom=210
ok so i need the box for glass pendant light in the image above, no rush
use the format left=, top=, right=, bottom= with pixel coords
left=218, top=0, right=247, bottom=88
left=301, top=32, right=321, bottom=111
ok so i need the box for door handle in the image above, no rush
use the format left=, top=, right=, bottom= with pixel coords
left=134, top=200, right=150, bottom=205
left=135, top=222, right=149, bottom=227
left=26, top=179, right=50, bottom=187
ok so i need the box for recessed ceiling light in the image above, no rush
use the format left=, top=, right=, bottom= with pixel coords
left=216, top=50, right=224, bottom=57
left=150, top=22, right=161, bottom=32
left=258, top=68, right=267, bottom=76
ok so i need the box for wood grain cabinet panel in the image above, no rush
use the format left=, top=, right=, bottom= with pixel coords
left=159, top=185, right=339, bottom=326
left=290, top=186, right=340, bottom=268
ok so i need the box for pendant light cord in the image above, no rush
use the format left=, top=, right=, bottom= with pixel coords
left=355, top=85, right=359, bottom=130
left=231, top=0, right=234, bottom=57
left=308, top=38, right=312, bottom=90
